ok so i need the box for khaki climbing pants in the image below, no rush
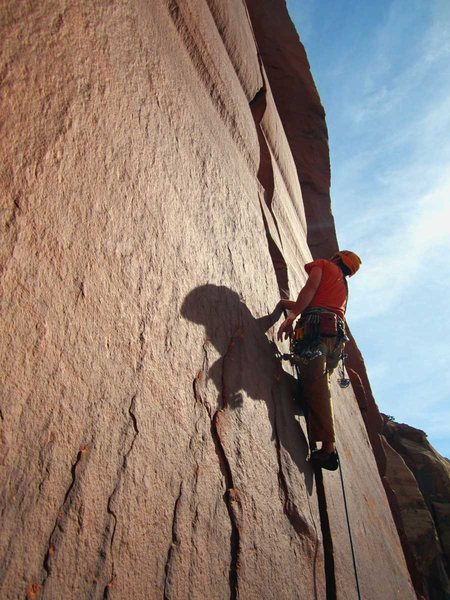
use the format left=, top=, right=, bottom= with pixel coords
left=297, top=336, right=344, bottom=443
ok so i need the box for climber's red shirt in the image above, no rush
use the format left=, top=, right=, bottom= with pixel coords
left=305, top=259, right=347, bottom=320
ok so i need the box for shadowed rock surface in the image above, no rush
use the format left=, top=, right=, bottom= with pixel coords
left=0, top=1, right=419, bottom=599
left=382, top=418, right=450, bottom=599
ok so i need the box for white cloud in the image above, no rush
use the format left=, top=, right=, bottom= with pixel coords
left=349, top=178, right=450, bottom=320
left=423, top=0, right=450, bottom=63
left=336, top=0, right=450, bottom=132
left=332, top=2, right=450, bottom=322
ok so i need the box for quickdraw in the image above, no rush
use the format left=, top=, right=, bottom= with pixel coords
left=338, top=351, right=351, bottom=388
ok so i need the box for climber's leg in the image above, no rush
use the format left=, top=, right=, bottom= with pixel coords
left=297, top=345, right=335, bottom=445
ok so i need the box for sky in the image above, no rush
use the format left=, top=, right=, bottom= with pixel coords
left=286, top=0, right=450, bottom=458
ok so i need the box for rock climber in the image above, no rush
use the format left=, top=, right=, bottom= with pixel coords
left=277, top=251, right=361, bottom=470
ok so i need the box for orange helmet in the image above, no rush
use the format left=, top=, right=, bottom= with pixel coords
left=333, top=250, right=361, bottom=276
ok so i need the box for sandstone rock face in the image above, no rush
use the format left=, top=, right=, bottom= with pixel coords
left=382, top=419, right=450, bottom=599
left=246, top=0, right=338, bottom=259
left=1, top=1, right=414, bottom=599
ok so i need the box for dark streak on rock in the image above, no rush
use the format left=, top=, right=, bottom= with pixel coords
left=0, top=62, right=10, bottom=87
left=1, top=195, right=21, bottom=279
left=137, top=319, right=146, bottom=372
left=127, top=395, right=140, bottom=458
left=165, top=0, right=254, bottom=172
left=41, top=447, right=87, bottom=588
left=314, top=468, right=337, bottom=600
left=224, top=487, right=242, bottom=600
left=38, top=465, right=51, bottom=495
left=77, top=281, right=85, bottom=302
left=213, top=433, right=240, bottom=599
left=102, top=394, right=140, bottom=598
left=203, top=0, right=251, bottom=96
left=95, top=323, right=144, bottom=593
left=193, top=341, right=211, bottom=417
left=210, top=331, right=243, bottom=600
left=102, top=497, right=118, bottom=599
left=190, top=332, right=243, bottom=598
left=249, top=84, right=289, bottom=299
left=304, top=487, right=321, bottom=600
left=5, top=196, right=21, bottom=231
left=272, top=393, right=311, bottom=538
left=163, top=481, right=183, bottom=600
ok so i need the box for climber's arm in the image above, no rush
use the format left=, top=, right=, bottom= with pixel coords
left=277, top=267, right=322, bottom=340
left=284, top=267, right=322, bottom=316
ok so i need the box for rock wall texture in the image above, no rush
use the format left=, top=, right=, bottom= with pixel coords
left=246, top=0, right=338, bottom=260
left=0, top=1, right=417, bottom=599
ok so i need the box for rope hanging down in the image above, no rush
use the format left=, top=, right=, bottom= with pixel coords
left=336, top=450, right=362, bottom=600
left=281, top=355, right=361, bottom=599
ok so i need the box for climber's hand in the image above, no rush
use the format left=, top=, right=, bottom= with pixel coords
left=277, top=314, right=295, bottom=341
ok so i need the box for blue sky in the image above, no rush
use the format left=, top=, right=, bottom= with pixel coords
left=286, top=0, right=450, bottom=457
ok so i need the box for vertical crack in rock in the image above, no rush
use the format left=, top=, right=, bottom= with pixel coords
left=187, top=343, right=213, bottom=595
left=4, top=196, right=21, bottom=231
left=223, top=487, right=243, bottom=600
left=272, top=391, right=311, bottom=538
left=163, top=481, right=184, bottom=600
left=165, top=0, right=252, bottom=169
left=193, top=341, right=212, bottom=418
left=75, top=280, right=85, bottom=304
left=251, top=46, right=298, bottom=214
left=102, top=394, right=140, bottom=598
left=249, top=86, right=289, bottom=298
left=304, top=485, right=321, bottom=599
left=168, top=0, right=290, bottom=298
left=249, top=87, right=275, bottom=210
left=137, top=318, right=146, bottom=373
left=245, top=0, right=339, bottom=259
left=203, top=0, right=251, bottom=94
left=38, top=465, right=51, bottom=495
left=314, top=468, right=337, bottom=600
left=247, top=37, right=334, bottom=596
left=97, top=323, right=144, bottom=595
left=127, top=396, right=140, bottom=458
left=102, top=494, right=118, bottom=599
left=0, top=195, right=22, bottom=280
left=207, top=331, right=243, bottom=600
left=41, top=446, right=89, bottom=589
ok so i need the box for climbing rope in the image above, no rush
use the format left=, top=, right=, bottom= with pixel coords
left=336, top=450, right=362, bottom=600
left=282, top=352, right=361, bottom=599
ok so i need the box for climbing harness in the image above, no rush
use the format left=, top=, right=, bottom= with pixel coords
left=285, top=309, right=349, bottom=367
left=285, top=309, right=351, bottom=388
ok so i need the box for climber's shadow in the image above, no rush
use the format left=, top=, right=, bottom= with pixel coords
left=181, top=284, right=313, bottom=494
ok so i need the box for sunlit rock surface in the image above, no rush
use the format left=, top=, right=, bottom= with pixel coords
left=246, top=0, right=338, bottom=260
left=1, top=1, right=416, bottom=599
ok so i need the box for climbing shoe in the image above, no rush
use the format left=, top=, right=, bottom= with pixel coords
left=310, top=449, right=339, bottom=471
